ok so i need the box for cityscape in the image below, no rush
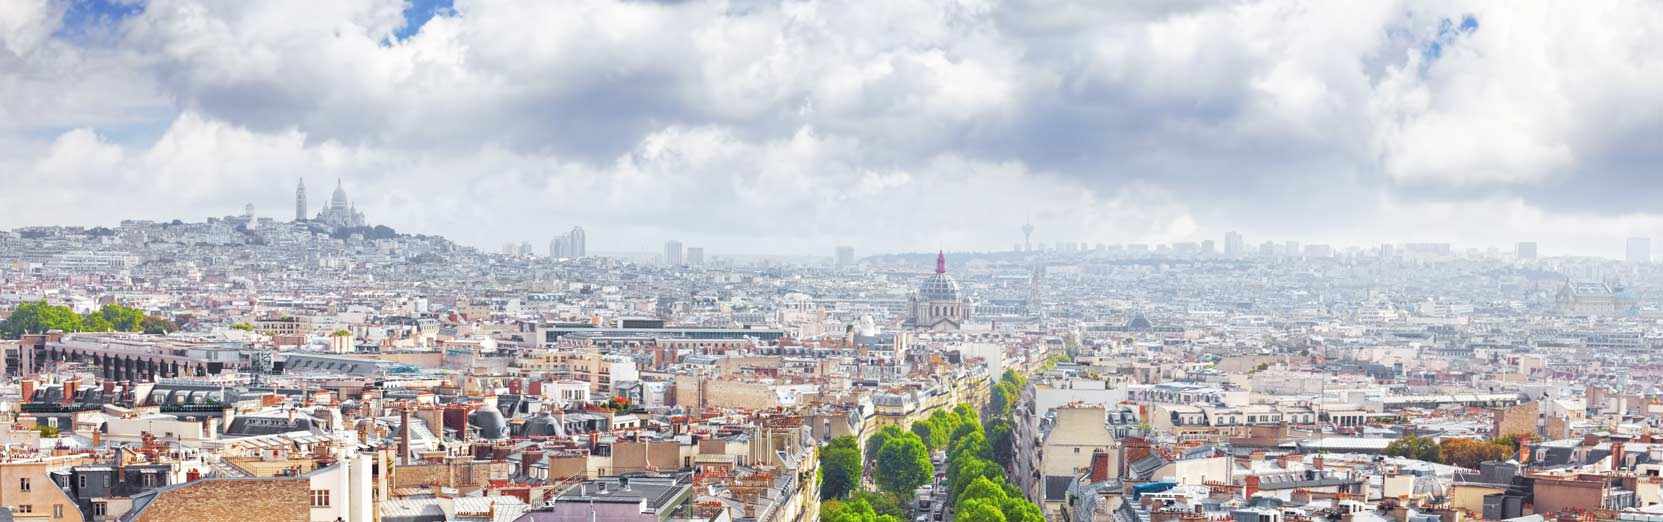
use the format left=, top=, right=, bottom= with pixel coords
left=3, top=2, right=1663, bottom=522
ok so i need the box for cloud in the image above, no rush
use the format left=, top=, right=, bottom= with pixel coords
left=0, top=0, right=1661, bottom=256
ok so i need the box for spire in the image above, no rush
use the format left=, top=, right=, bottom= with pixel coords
left=936, top=250, right=946, bottom=274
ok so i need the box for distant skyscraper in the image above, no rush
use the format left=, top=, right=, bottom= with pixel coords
left=1516, top=242, right=1539, bottom=260
left=1021, top=221, right=1035, bottom=252
left=835, top=245, right=855, bottom=267
left=568, top=226, right=586, bottom=258
left=294, top=178, right=307, bottom=221
left=1224, top=231, right=1244, bottom=257
left=549, top=237, right=569, bottom=258
left=664, top=240, right=684, bottom=266
left=686, top=247, right=705, bottom=266
left=1628, top=237, right=1651, bottom=264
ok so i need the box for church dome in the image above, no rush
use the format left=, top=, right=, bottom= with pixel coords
left=330, top=179, right=349, bottom=207
left=917, top=251, right=960, bottom=301
left=919, top=273, right=960, bottom=301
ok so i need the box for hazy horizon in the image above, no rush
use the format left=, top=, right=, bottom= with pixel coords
left=3, top=1, right=1661, bottom=258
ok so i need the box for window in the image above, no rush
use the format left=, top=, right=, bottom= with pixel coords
left=15, top=505, right=30, bottom=514
left=311, top=489, right=331, bottom=507
left=93, top=503, right=106, bottom=516
left=19, top=477, right=30, bottom=491
left=53, top=504, right=62, bottom=518
left=77, top=475, right=86, bottom=489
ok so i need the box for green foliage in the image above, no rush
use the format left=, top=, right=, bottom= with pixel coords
left=999, top=497, right=1046, bottom=522
left=866, top=425, right=904, bottom=464
left=850, top=491, right=905, bottom=519
left=821, top=436, right=863, bottom=500
left=230, top=322, right=255, bottom=332
left=955, top=472, right=1007, bottom=505
left=949, top=428, right=990, bottom=464
left=956, top=498, right=1008, bottom=522
left=95, top=304, right=146, bottom=332
left=985, top=419, right=1014, bottom=468
left=876, top=433, right=933, bottom=497
left=820, top=497, right=901, bottom=522
left=35, top=424, right=60, bottom=438
left=1385, top=434, right=1441, bottom=462
left=1, top=301, right=85, bottom=339
left=331, top=329, right=352, bottom=337
left=141, top=315, right=179, bottom=334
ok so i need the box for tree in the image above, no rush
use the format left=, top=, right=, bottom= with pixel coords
left=954, top=403, right=981, bottom=431
left=821, top=436, right=863, bottom=500
left=850, top=491, right=905, bottom=519
left=913, top=415, right=949, bottom=450
left=956, top=475, right=1008, bottom=507
left=998, top=498, right=1046, bottom=522
left=949, top=428, right=990, bottom=464
left=950, top=457, right=1004, bottom=498
left=1385, top=435, right=1440, bottom=462
left=985, top=419, right=1015, bottom=468
left=821, top=497, right=901, bottom=522
left=1, top=301, right=85, bottom=339
left=95, top=304, right=146, bottom=332
left=867, top=425, right=904, bottom=464
left=230, top=322, right=254, bottom=332
left=956, top=498, right=1008, bottom=522
left=1439, top=438, right=1511, bottom=469
left=876, top=433, right=933, bottom=497
left=141, top=315, right=179, bottom=334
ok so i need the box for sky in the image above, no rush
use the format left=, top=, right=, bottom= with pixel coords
left=1, top=0, right=1661, bottom=257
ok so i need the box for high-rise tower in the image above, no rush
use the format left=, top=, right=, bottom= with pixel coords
left=294, top=178, right=307, bottom=221
left=1021, top=221, right=1035, bottom=252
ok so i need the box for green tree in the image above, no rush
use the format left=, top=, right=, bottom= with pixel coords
left=876, top=433, right=933, bottom=497
left=955, top=472, right=1008, bottom=504
left=82, top=313, right=114, bottom=332
left=95, top=304, right=146, bottom=332
left=956, top=498, right=1008, bottom=522
left=1385, top=434, right=1441, bottom=462
left=850, top=491, right=905, bottom=519
left=949, top=428, right=990, bottom=464
left=998, top=498, right=1046, bottom=522
left=1, top=301, right=85, bottom=339
left=821, top=497, right=901, bottom=522
left=821, top=436, right=863, bottom=500
left=985, top=419, right=1014, bottom=468
left=913, top=414, right=950, bottom=450
left=141, top=315, right=179, bottom=334
left=230, top=322, right=254, bottom=332
left=954, top=403, right=981, bottom=430
left=867, top=425, right=904, bottom=463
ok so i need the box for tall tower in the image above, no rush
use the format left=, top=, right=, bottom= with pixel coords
left=294, top=178, right=307, bottom=221
left=569, top=226, right=586, bottom=258
left=1021, top=221, right=1035, bottom=252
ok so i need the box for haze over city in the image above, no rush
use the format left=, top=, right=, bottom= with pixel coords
left=3, top=1, right=1662, bottom=257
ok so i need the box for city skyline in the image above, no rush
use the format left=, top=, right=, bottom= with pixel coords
left=1, top=2, right=1660, bottom=257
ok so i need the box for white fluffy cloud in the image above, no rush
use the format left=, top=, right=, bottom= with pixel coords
left=1, top=0, right=1660, bottom=256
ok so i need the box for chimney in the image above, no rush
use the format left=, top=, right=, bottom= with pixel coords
left=1244, top=475, right=1261, bottom=499
left=1612, top=442, right=1626, bottom=469
left=522, top=450, right=544, bottom=476
left=103, top=379, right=115, bottom=394
left=1519, top=442, right=1533, bottom=464
left=1314, top=455, right=1325, bottom=470
left=399, top=406, right=412, bottom=465
left=62, top=378, right=78, bottom=405
left=1090, top=448, right=1112, bottom=483
left=20, top=379, right=35, bottom=402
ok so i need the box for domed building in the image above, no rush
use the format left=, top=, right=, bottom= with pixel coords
left=314, top=178, right=367, bottom=228
left=907, top=251, right=969, bottom=331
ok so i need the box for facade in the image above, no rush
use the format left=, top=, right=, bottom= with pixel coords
left=313, top=180, right=367, bottom=228
left=664, top=240, right=684, bottom=266
left=906, top=252, right=969, bottom=331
